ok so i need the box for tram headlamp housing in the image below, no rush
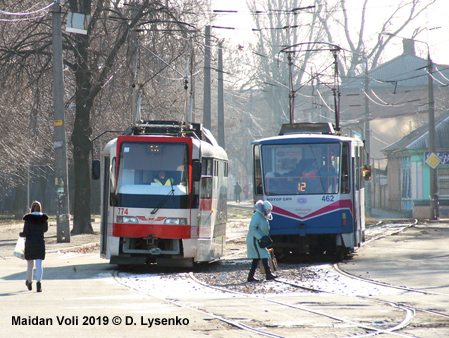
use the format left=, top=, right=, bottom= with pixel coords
left=164, top=218, right=187, bottom=225
left=117, top=216, right=138, bottom=224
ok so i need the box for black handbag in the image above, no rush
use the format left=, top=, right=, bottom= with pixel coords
left=258, top=235, right=273, bottom=248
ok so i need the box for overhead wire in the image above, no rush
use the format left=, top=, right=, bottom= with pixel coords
left=3, top=1, right=437, bottom=111
left=362, top=89, right=422, bottom=108
left=211, top=42, right=449, bottom=113
left=0, top=3, right=52, bottom=16
left=426, top=67, right=449, bottom=87
left=0, top=15, right=46, bottom=22
left=197, top=8, right=449, bottom=91
left=434, top=66, right=449, bottom=84
left=201, top=2, right=430, bottom=16
left=316, top=89, right=335, bottom=113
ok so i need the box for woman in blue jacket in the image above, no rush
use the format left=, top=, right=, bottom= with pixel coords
left=246, top=200, right=277, bottom=282
left=20, top=201, right=48, bottom=292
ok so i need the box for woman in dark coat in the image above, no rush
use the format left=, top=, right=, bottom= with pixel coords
left=19, top=201, right=48, bottom=292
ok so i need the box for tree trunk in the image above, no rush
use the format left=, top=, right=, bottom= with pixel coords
left=71, top=104, right=94, bottom=235
left=70, top=28, right=94, bottom=235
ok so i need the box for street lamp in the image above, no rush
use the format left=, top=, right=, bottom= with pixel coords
left=382, top=32, right=439, bottom=220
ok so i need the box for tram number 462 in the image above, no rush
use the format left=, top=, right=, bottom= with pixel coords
left=321, top=196, right=335, bottom=202
left=117, top=208, right=129, bottom=215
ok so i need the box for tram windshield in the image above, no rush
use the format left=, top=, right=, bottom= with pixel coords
left=116, top=142, right=190, bottom=208
left=261, top=143, right=340, bottom=195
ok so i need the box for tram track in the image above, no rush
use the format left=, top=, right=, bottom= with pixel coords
left=113, top=267, right=417, bottom=338
left=189, top=271, right=419, bottom=338
left=111, top=218, right=448, bottom=337
left=112, top=260, right=422, bottom=338
left=112, top=269, right=285, bottom=338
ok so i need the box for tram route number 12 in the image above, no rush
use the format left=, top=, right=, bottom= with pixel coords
left=297, top=182, right=306, bottom=192
left=117, top=208, right=129, bottom=215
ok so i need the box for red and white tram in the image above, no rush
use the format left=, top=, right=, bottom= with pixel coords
left=93, top=121, right=228, bottom=267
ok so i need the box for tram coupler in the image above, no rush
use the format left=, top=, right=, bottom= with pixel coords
left=146, top=234, right=155, bottom=245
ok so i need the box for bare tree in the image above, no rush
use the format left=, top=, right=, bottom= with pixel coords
left=317, top=0, right=436, bottom=81
left=246, top=0, right=329, bottom=128
left=0, top=0, right=207, bottom=230
left=244, top=0, right=435, bottom=130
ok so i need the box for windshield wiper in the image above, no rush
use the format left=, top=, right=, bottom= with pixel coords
left=151, top=182, right=175, bottom=214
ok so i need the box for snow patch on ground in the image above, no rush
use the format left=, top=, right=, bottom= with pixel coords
left=115, top=272, right=227, bottom=299
left=291, top=264, right=404, bottom=296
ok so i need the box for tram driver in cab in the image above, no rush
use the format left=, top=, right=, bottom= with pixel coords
left=154, top=171, right=174, bottom=185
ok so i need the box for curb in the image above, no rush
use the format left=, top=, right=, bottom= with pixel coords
left=46, top=242, right=100, bottom=254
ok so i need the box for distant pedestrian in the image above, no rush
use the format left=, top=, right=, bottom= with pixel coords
left=246, top=200, right=277, bottom=282
left=19, top=201, right=48, bottom=292
left=234, top=182, right=242, bottom=203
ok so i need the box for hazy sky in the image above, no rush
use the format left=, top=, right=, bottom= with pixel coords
left=209, top=0, right=449, bottom=65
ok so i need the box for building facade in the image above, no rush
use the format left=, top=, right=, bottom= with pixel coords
left=382, top=111, right=449, bottom=218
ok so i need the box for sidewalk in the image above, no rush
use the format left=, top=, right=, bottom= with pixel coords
left=369, top=208, right=410, bottom=220
left=0, top=220, right=100, bottom=259
left=227, top=200, right=254, bottom=208
left=2, top=204, right=447, bottom=260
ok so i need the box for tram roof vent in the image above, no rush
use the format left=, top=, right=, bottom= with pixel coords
left=279, top=123, right=336, bottom=135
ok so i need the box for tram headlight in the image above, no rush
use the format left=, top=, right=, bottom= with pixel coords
left=164, top=218, right=187, bottom=225
left=117, top=216, right=138, bottom=223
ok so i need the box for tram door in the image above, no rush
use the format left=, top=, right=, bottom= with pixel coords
left=199, top=158, right=213, bottom=238
left=352, top=144, right=365, bottom=246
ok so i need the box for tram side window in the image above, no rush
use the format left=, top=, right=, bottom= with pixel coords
left=201, top=158, right=213, bottom=199
left=224, top=161, right=228, bottom=177
left=341, top=143, right=350, bottom=194
left=253, top=145, right=263, bottom=195
left=203, top=158, right=213, bottom=176
left=214, top=160, right=219, bottom=176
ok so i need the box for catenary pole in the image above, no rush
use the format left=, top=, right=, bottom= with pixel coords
left=217, top=42, right=225, bottom=148
left=52, top=0, right=70, bottom=242
left=203, top=26, right=211, bottom=130
left=427, top=54, right=439, bottom=220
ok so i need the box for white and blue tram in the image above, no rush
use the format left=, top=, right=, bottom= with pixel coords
left=252, top=123, right=370, bottom=259
left=93, top=121, right=228, bottom=267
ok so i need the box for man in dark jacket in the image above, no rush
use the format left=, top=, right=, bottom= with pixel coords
left=20, top=201, right=48, bottom=292
left=234, top=182, right=242, bottom=203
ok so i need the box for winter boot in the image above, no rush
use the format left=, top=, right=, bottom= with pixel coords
left=36, top=282, right=42, bottom=293
left=247, top=269, right=259, bottom=282
left=262, top=258, right=277, bottom=280
left=25, top=280, right=32, bottom=291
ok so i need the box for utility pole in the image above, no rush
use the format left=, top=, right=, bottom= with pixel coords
left=364, top=61, right=371, bottom=216
left=287, top=53, right=295, bottom=123
left=203, top=26, right=211, bottom=130
left=217, top=42, right=225, bottom=148
left=332, top=49, right=341, bottom=131
left=131, top=36, right=142, bottom=126
left=52, top=0, right=70, bottom=242
left=427, top=55, right=439, bottom=220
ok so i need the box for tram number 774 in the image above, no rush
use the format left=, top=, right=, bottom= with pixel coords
left=117, top=208, right=128, bottom=215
